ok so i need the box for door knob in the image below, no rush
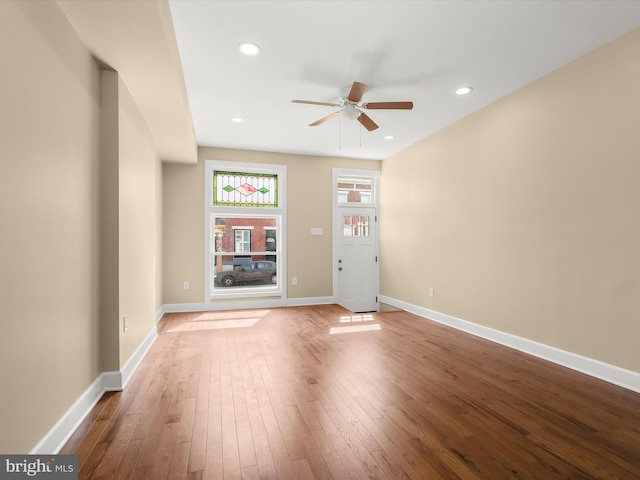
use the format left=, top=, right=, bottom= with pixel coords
left=338, top=267, right=343, bottom=271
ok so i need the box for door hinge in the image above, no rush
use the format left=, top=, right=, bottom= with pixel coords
left=376, top=296, right=378, bottom=303
left=375, top=255, right=378, bottom=262
left=375, top=215, right=378, bottom=222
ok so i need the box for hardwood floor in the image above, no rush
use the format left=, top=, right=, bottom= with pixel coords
left=61, top=305, right=640, bottom=479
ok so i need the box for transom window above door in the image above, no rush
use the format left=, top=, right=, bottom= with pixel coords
left=337, top=176, right=374, bottom=204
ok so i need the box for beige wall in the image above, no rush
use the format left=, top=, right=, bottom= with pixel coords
left=380, top=29, right=640, bottom=373
left=163, top=148, right=380, bottom=303
left=117, top=75, right=161, bottom=367
left=0, top=1, right=164, bottom=452
left=99, top=70, right=121, bottom=372
left=0, top=1, right=102, bottom=453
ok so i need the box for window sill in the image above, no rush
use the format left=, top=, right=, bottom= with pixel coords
left=209, top=285, right=283, bottom=300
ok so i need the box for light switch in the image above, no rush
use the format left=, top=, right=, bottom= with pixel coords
left=311, top=227, right=323, bottom=236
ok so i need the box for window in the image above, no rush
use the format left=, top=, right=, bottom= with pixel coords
left=265, top=227, right=276, bottom=262
left=205, top=161, right=286, bottom=302
left=234, top=228, right=252, bottom=253
left=343, top=215, right=369, bottom=237
left=212, top=216, right=277, bottom=290
left=337, top=176, right=373, bottom=204
left=214, top=170, right=278, bottom=207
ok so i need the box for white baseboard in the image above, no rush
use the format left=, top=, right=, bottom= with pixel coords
left=31, top=323, right=158, bottom=454
left=101, top=370, right=123, bottom=392
left=286, top=296, right=335, bottom=307
left=161, top=302, right=206, bottom=315
left=154, top=305, right=166, bottom=324
left=121, top=325, right=158, bottom=389
left=159, top=296, right=335, bottom=317
left=30, top=371, right=120, bottom=455
left=379, top=295, right=640, bottom=394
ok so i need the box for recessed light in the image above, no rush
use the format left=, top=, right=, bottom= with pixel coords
left=384, top=135, right=395, bottom=140
left=456, top=86, right=473, bottom=95
left=238, top=42, right=260, bottom=56
left=230, top=116, right=243, bottom=123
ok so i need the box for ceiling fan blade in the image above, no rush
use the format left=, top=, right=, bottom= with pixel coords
left=357, top=112, right=379, bottom=131
left=363, top=101, right=414, bottom=110
left=309, top=111, right=340, bottom=126
left=347, top=81, right=368, bottom=102
left=292, top=99, right=338, bottom=107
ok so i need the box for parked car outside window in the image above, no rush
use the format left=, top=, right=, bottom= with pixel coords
left=214, top=261, right=277, bottom=287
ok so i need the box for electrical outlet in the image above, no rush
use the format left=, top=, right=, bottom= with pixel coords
left=429, top=287, right=434, bottom=297
left=123, top=315, right=128, bottom=333
left=292, top=277, right=298, bottom=286
left=183, top=281, right=189, bottom=290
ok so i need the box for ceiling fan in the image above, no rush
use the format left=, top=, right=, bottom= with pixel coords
left=292, top=81, right=413, bottom=131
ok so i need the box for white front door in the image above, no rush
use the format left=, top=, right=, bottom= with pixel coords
left=336, top=206, right=378, bottom=312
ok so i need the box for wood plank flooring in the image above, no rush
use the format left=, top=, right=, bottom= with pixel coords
left=61, top=305, right=640, bottom=479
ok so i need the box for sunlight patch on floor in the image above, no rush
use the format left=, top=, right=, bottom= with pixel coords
left=329, top=323, right=381, bottom=335
left=339, top=314, right=375, bottom=323
left=167, top=309, right=271, bottom=332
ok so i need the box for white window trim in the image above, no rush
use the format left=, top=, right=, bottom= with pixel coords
left=205, top=160, right=287, bottom=306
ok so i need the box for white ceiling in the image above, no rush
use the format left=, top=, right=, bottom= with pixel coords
left=169, top=0, right=640, bottom=161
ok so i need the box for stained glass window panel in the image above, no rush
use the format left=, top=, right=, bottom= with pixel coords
left=214, top=171, right=278, bottom=207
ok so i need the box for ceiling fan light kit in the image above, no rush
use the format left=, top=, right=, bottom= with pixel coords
left=238, top=42, right=260, bottom=55
left=292, top=81, right=414, bottom=132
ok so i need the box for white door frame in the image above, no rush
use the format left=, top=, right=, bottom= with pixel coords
left=332, top=168, right=380, bottom=311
